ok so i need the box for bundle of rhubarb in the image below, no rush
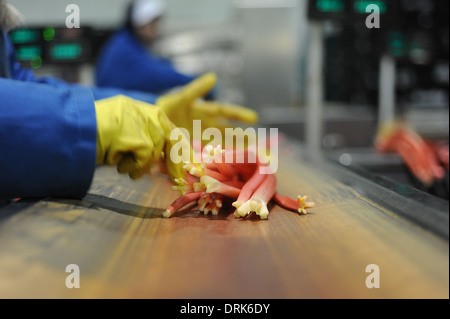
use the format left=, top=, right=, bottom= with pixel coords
left=162, top=145, right=315, bottom=219
left=375, top=122, right=447, bottom=187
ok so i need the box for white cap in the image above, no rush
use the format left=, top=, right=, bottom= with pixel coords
left=0, top=0, right=25, bottom=31
left=131, top=0, right=166, bottom=28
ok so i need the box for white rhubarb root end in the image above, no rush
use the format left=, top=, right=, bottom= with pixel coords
left=297, top=195, right=316, bottom=215
left=232, top=201, right=243, bottom=209
left=236, top=200, right=253, bottom=217
left=257, top=202, right=269, bottom=219
left=184, top=163, right=204, bottom=177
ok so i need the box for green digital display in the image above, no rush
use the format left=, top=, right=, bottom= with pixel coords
left=15, top=45, right=42, bottom=61
left=10, top=29, right=41, bottom=44
left=353, top=0, right=387, bottom=14
left=49, top=43, right=82, bottom=60
left=316, top=0, right=345, bottom=12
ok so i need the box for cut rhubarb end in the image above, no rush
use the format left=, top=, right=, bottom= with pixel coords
left=249, top=199, right=260, bottom=212
left=273, top=193, right=315, bottom=215
left=200, top=176, right=220, bottom=194
left=193, top=182, right=206, bottom=192
left=198, top=194, right=213, bottom=211
left=250, top=199, right=269, bottom=219
left=234, top=199, right=269, bottom=219
left=232, top=201, right=242, bottom=208
left=172, top=177, right=194, bottom=195
left=258, top=205, right=269, bottom=219
left=236, top=200, right=253, bottom=217
left=205, top=202, right=215, bottom=215
left=202, top=144, right=225, bottom=163
left=162, top=209, right=171, bottom=218
left=183, top=163, right=205, bottom=177
left=297, top=195, right=316, bottom=215
left=199, top=194, right=223, bottom=216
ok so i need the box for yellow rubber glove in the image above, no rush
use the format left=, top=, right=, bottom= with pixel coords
left=156, top=73, right=259, bottom=143
left=95, top=95, right=193, bottom=182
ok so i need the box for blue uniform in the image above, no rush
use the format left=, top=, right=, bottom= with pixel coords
left=0, top=78, right=97, bottom=199
left=2, top=30, right=158, bottom=104
left=95, top=29, right=195, bottom=94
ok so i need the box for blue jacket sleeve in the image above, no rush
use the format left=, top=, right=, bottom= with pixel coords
left=0, top=78, right=97, bottom=199
left=95, top=30, right=195, bottom=94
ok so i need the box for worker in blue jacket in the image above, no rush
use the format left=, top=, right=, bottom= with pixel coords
left=95, top=0, right=201, bottom=95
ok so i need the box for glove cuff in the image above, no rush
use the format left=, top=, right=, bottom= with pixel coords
left=94, top=99, right=116, bottom=165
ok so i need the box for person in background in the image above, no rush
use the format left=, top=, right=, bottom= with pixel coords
left=95, top=0, right=204, bottom=95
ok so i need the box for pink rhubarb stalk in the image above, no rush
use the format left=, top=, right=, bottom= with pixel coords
left=172, top=178, right=204, bottom=195
left=183, top=162, right=230, bottom=182
left=232, top=163, right=268, bottom=209
left=163, top=192, right=203, bottom=218
left=203, top=145, right=236, bottom=177
left=200, top=176, right=241, bottom=199
left=273, top=193, right=315, bottom=215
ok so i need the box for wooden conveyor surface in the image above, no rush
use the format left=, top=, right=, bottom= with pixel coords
left=0, top=145, right=448, bottom=299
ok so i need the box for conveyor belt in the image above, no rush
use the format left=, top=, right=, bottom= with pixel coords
left=0, top=145, right=448, bottom=298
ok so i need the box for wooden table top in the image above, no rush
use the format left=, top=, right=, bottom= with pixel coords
left=0, top=147, right=448, bottom=299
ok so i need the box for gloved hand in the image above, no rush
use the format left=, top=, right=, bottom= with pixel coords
left=156, top=73, right=259, bottom=144
left=95, top=95, right=193, bottom=182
